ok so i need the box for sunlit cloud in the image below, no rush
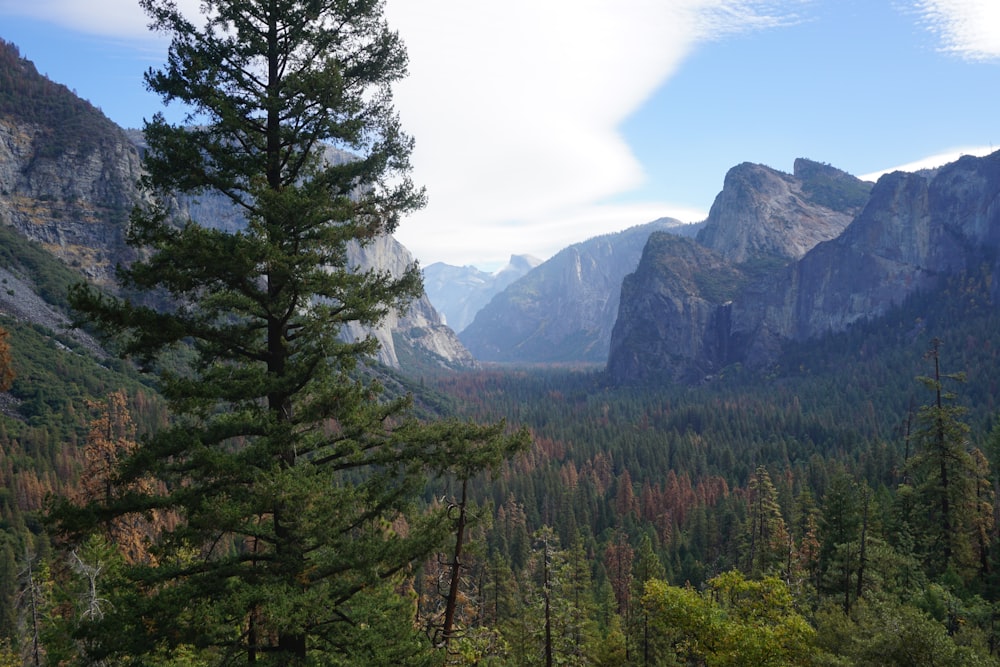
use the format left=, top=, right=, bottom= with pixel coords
left=385, top=0, right=806, bottom=267
left=0, top=0, right=198, bottom=38
left=911, top=0, right=1000, bottom=61
left=860, top=145, right=997, bottom=182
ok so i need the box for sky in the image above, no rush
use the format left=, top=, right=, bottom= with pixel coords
left=0, top=1, right=998, bottom=271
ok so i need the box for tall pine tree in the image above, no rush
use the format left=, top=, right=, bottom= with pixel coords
left=53, top=0, right=526, bottom=664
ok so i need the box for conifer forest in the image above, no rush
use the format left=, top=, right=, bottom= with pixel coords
left=3, top=0, right=1000, bottom=665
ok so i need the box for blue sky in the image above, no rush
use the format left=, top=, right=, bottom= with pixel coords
left=1, top=1, right=998, bottom=271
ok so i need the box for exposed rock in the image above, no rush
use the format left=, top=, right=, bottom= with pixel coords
left=731, top=152, right=1000, bottom=364
left=607, top=233, right=744, bottom=384
left=695, top=159, right=869, bottom=263
left=608, top=151, right=1000, bottom=384
left=344, top=235, right=476, bottom=370
left=0, top=117, right=142, bottom=286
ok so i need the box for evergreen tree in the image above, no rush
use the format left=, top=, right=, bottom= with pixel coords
left=744, top=466, right=789, bottom=577
left=630, top=533, right=667, bottom=666
left=53, top=0, right=526, bottom=663
left=0, top=539, right=16, bottom=645
left=909, top=339, right=980, bottom=579
left=818, top=471, right=860, bottom=611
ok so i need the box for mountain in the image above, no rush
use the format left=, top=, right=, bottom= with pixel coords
left=608, top=152, right=1000, bottom=384
left=459, top=218, right=684, bottom=363
left=422, top=254, right=541, bottom=333
left=0, top=40, right=142, bottom=287
left=0, top=39, right=468, bottom=374
left=695, top=159, right=870, bottom=263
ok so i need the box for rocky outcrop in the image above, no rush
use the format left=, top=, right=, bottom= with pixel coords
left=422, top=254, right=541, bottom=333
left=460, top=219, right=683, bottom=363
left=696, top=159, right=869, bottom=263
left=345, top=235, right=476, bottom=370
left=0, top=117, right=142, bottom=286
left=730, top=152, right=1000, bottom=365
left=608, top=151, right=1000, bottom=384
left=607, top=233, right=745, bottom=384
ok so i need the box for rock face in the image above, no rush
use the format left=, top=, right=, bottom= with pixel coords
left=696, top=159, right=869, bottom=263
left=422, top=254, right=541, bottom=333
left=460, top=219, right=683, bottom=363
left=607, top=233, right=745, bottom=384
left=344, top=235, right=476, bottom=370
left=608, top=152, right=1000, bottom=384
left=0, top=43, right=144, bottom=285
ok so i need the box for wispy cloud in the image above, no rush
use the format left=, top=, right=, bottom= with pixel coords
left=911, top=0, right=1000, bottom=61
left=860, top=145, right=997, bottom=182
left=385, top=0, right=805, bottom=266
left=0, top=0, right=201, bottom=38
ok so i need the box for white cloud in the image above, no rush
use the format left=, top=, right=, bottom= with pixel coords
left=860, top=145, right=997, bottom=181
left=385, top=0, right=804, bottom=268
left=0, top=0, right=201, bottom=38
left=912, top=0, right=1000, bottom=61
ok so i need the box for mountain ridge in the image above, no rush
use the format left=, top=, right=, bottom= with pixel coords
left=608, top=151, right=1000, bottom=384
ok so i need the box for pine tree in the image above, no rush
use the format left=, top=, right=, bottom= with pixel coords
left=909, top=338, right=979, bottom=578
left=52, top=0, right=526, bottom=663
left=745, top=466, right=789, bottom=577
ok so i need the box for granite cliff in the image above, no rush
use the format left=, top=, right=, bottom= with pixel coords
left=344, top=235, right=476, bottom=370
left=422, top=254, right=541, bottom=333
left=608, top=152, right=1000, bottom=384
left=696, top=159, right=870, bottom=262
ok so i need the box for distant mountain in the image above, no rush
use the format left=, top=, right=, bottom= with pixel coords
left=459, top=218, right=685, bottom=363
left=422, top=254, right=541, bottom=333
left=0, top=38, right=470, bottom=375
left=608, top=152, right=1000, bottom=384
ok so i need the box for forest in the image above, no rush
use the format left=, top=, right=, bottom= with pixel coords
left=2, top=255, right=1000, bottom=665
left=3, top=0, right=1000, bottom=664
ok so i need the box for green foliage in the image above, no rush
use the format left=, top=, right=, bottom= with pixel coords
left=643, top=572, right=828, bottom=666
left=0, top=39, right=123, bottom=158
left=795, top=159, right=873, bottom=213
left=0, top=224, right=83, bottom=311
left=813, top=596, right=998, bottom=666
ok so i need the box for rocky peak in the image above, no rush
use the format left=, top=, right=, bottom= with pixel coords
left=608, top=150, right=1000, bottom=385
left=695, top=160, right=870, bottom=264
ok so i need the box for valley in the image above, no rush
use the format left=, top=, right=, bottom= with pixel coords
left=2, top=30, right=1000, bottom=665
